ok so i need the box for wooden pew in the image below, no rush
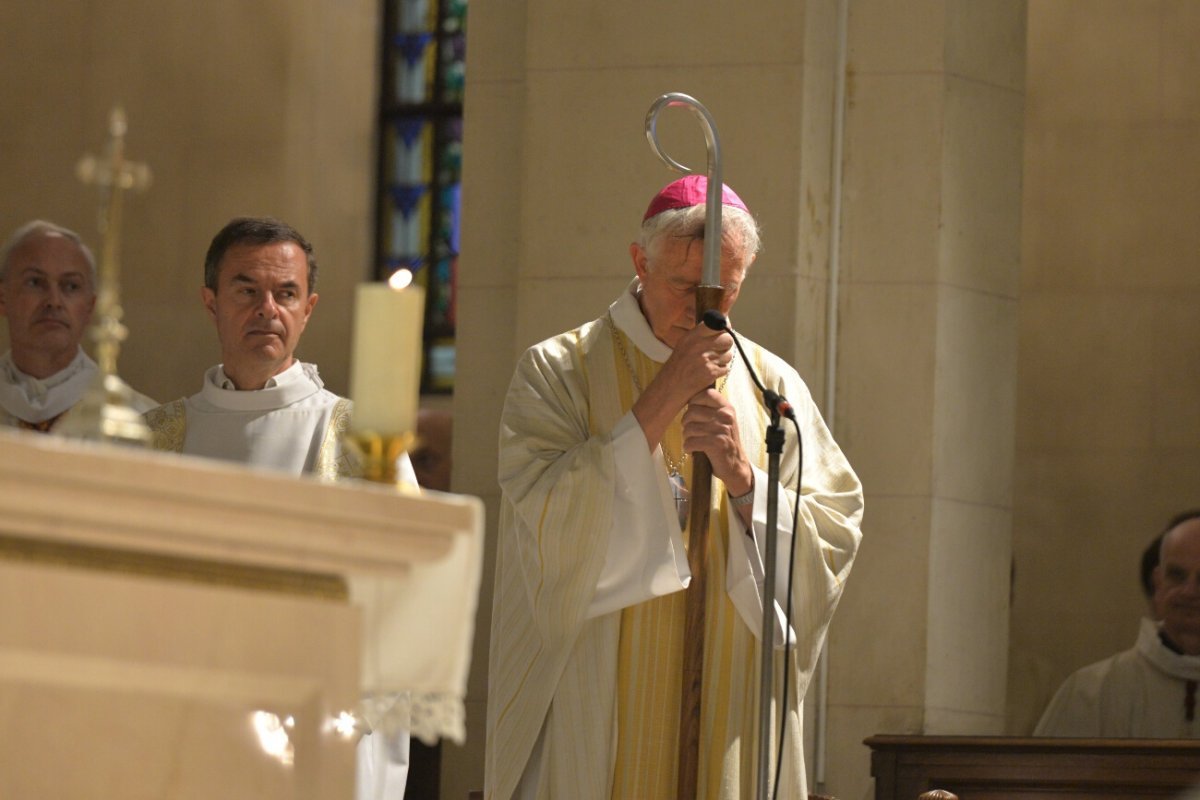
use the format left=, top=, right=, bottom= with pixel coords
left=866, top=735, right=1200, bottom=799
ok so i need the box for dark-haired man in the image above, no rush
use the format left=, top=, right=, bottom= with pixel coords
left=1036, top=510, right=1200, bottom=737
left=146, top=217, right=414, bottom=798
left=145, top=216, right=353, bottom=473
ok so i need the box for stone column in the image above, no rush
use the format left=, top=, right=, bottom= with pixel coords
left=823, top=1, right=1026, bottom=797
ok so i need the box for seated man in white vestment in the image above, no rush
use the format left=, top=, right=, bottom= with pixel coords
left=0, top=220, right=155, bottom=431
left=1036, top=510, right=1200, bottom=738
left=485, top=176, right=864, bottom=800
left=143, top=216, right=413, bottom=799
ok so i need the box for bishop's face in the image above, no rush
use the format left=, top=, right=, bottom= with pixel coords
left=0, top=232, right=96, bottom=377
left=1155, top=518, right=1200, bottom=655
left=630, top=233, right=750, bottom=349
left=201, top=241, right=318, bottom=390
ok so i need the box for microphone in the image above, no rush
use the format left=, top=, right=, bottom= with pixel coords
left=699, top=310, right=794, bottom=420
left=702, top=309, right=727, bottom=331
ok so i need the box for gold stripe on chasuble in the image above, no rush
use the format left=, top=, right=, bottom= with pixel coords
left=607, top=327, right=755, bottom=800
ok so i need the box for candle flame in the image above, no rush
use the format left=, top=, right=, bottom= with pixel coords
left=388, top=269, right=414, bottom=290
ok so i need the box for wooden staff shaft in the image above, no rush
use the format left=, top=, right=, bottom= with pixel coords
left=677, top=283, right=726, bottom=800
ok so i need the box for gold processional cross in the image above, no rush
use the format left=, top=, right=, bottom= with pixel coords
left=55, top=107, right=154, bottom=445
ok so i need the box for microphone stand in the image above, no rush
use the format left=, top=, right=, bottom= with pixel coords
left=756, top=397, right=785, bottom=800
left=753, top=393, right=792, bottom=796
left=703, top=310, right=792, bottom=799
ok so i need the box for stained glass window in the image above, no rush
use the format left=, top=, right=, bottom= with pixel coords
left=376, top=0, right=466, bottom=394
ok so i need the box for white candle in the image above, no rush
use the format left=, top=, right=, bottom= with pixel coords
left=350, top=279, right=425, bottom=435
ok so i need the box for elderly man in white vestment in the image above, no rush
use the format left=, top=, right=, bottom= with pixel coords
left=0, top=220, right=155, bottom=431
left=144, top=216, right=414, bottom=799
left=485, top=176, right=864, bottom=800
left=1036, top=510, right=1200, bottom=738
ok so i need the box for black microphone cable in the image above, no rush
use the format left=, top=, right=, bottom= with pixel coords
left=702, top=310, right=795, bottom=422
left=701, top=309, right=803, bottom=799
left=773, top=414, right=803, bottom=800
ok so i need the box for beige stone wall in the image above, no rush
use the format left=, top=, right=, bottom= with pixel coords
left=6, top=1, right=1194, bottom=798
left=825, top=2, right=1026, bottom=795
left=1011, top=0, right=1200, bottom=726
left=0, top=1, right=379, bottom=402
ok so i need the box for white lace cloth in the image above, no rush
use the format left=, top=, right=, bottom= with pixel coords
left=361, top=691, right=466, bottom=745
left=348, top=488, right=483, bottom=746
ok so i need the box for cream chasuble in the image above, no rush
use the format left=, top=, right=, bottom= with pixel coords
left=486, top=281, right=863, bottom=800
left=0, top=348, right=156, bottom=431
left=1035, top=617, right=1200, bottom=738
left=144, top=359, right=419, bottom=800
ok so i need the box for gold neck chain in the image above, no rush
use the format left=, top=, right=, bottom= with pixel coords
left=605, top=312, right=731, bottom=476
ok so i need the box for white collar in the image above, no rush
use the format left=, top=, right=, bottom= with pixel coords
left=200, top=360, right=324, bottom=412
left=0, top=348, right=97, bottom=423
left=217, top=366, right=286, bottom=391
left=608, top=278, right=672, bottom=362
left=1137, top=616, right=1200, bottom=681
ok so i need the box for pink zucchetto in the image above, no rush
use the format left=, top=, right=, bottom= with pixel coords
left=642, top=174, right=750, bottom=222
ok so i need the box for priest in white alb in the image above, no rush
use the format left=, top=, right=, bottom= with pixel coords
left=0, top=220, right=156, bottom=431
left=144, top=216, right=415, bottom=799
left=485, top=177, right=864, bottom=799
left=1036, top=510, right=1200, bottom=738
